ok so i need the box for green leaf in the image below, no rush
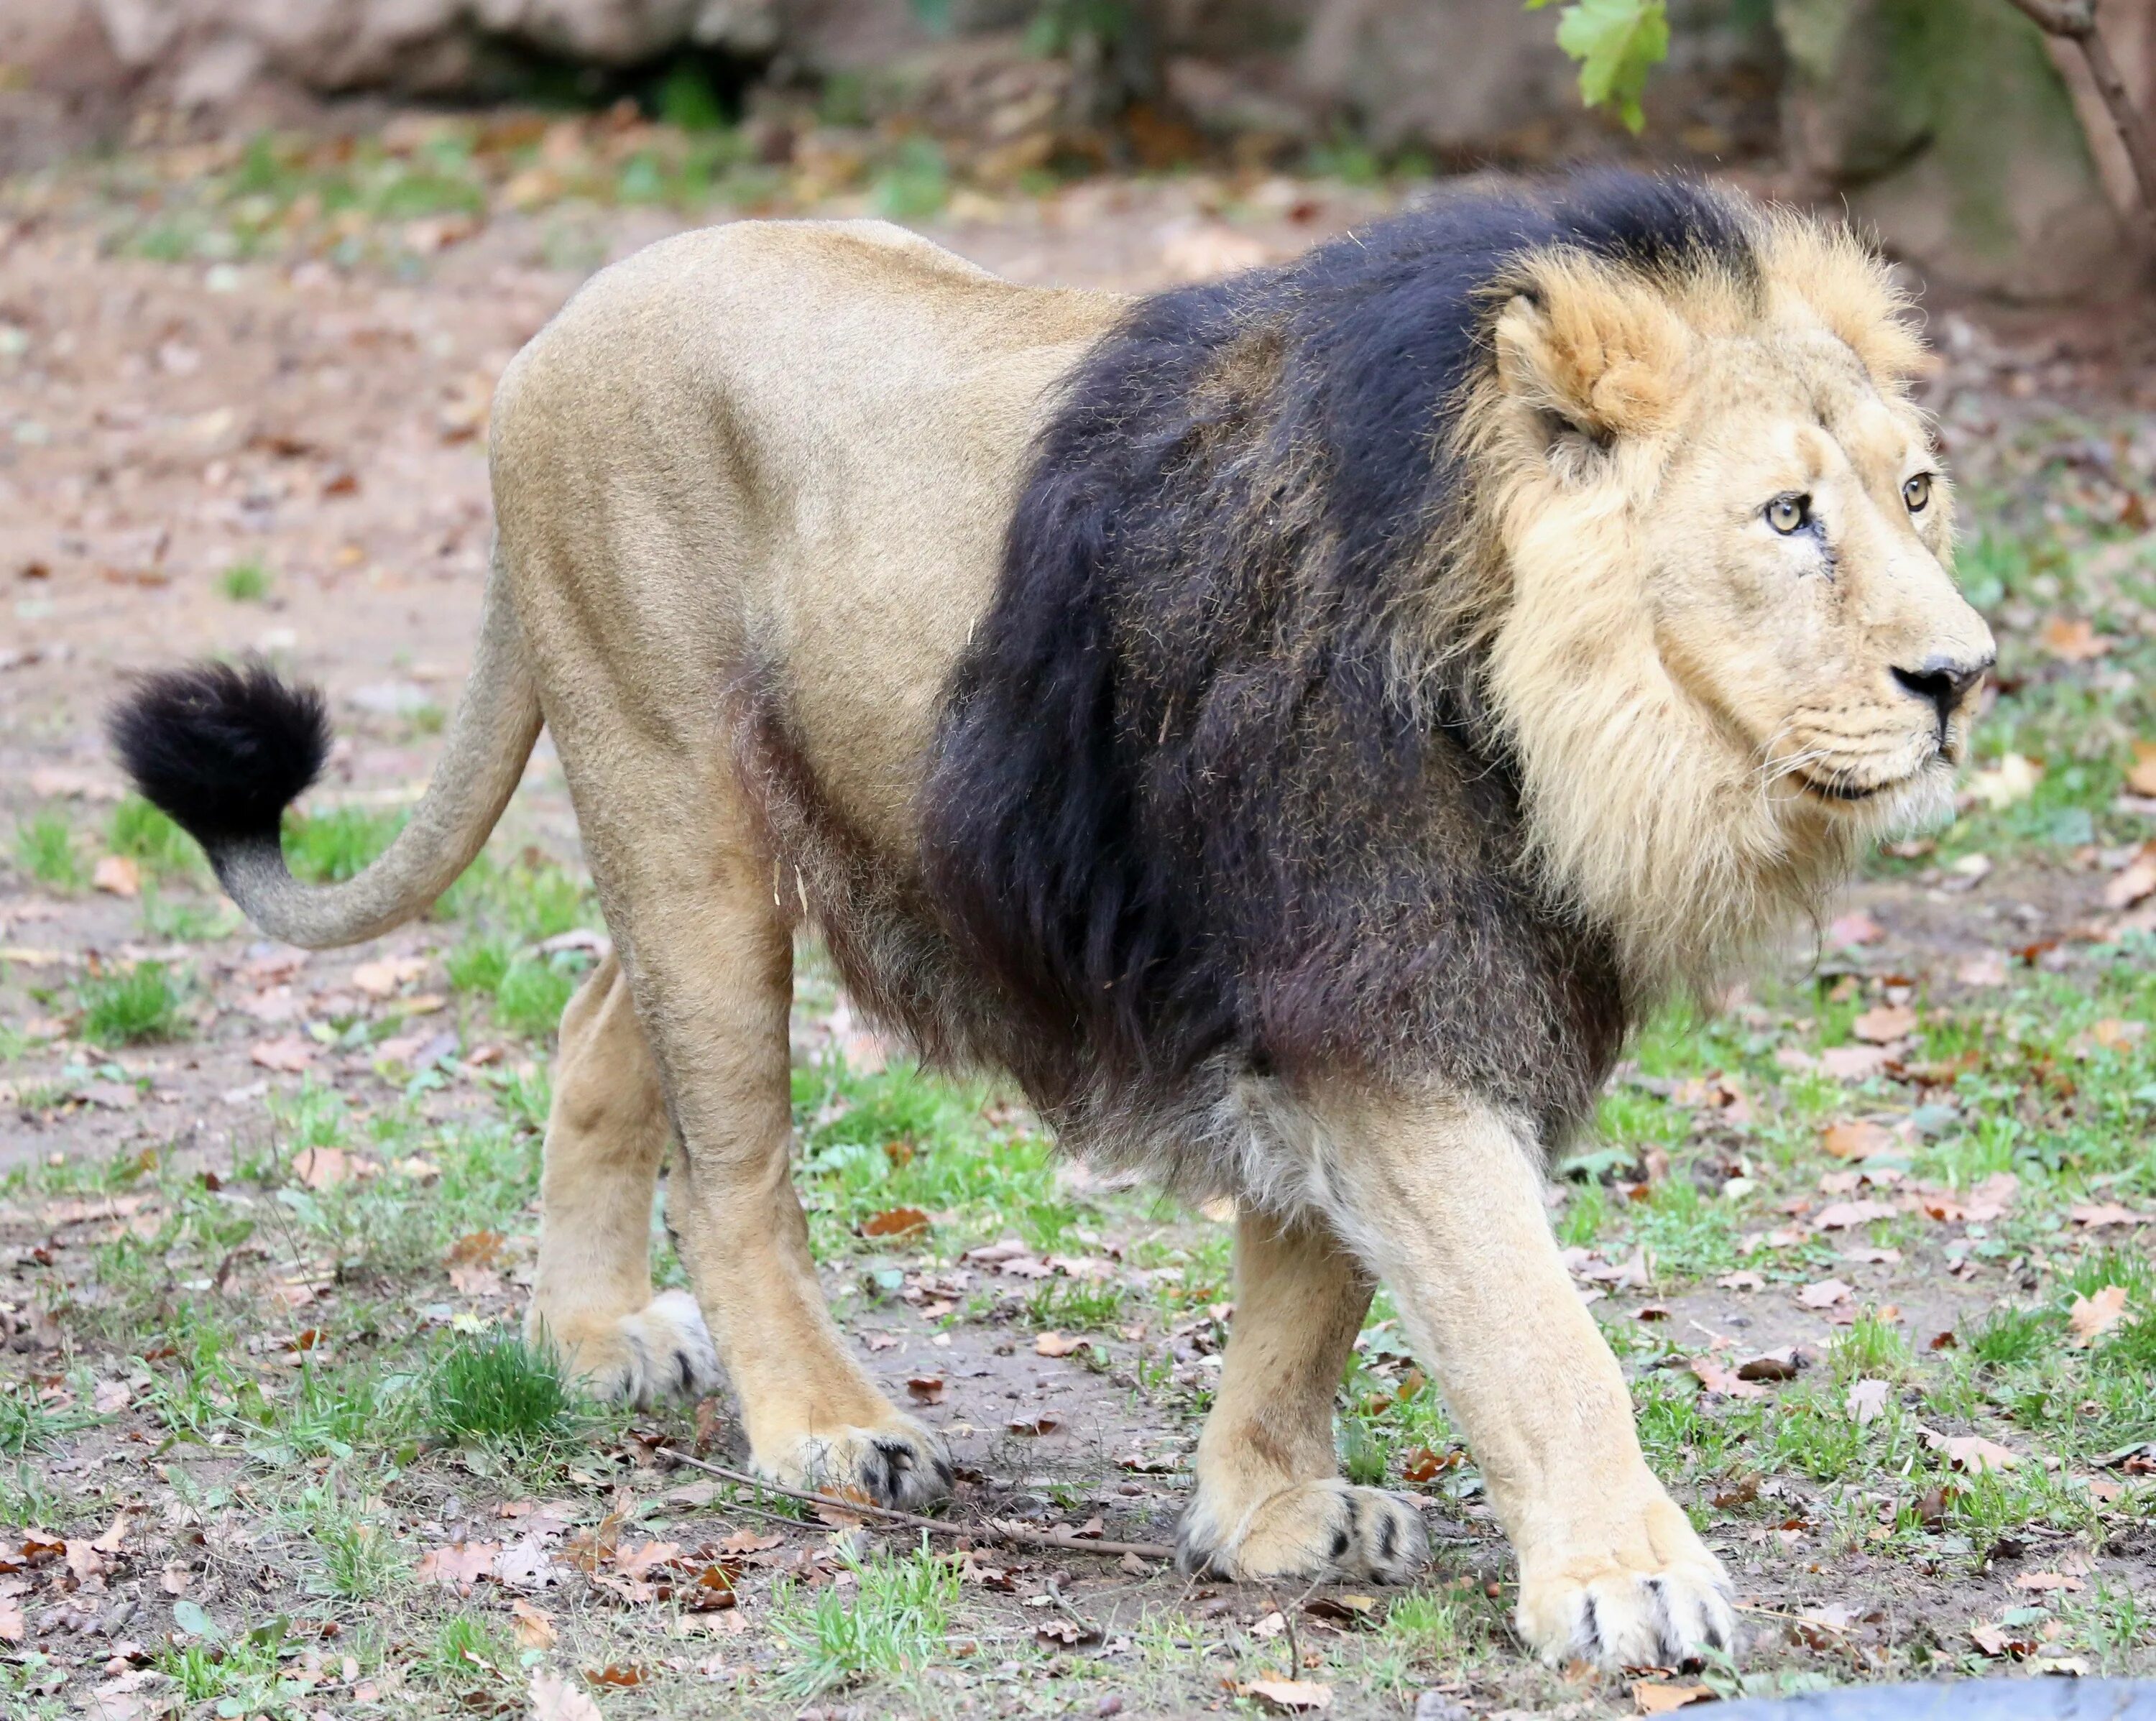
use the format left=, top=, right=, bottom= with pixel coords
left=1543, top=0, right=1670, bottom=134
left=171, top=1597, right=221, bottom=1640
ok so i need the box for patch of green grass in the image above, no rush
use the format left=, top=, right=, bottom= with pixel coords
left=78, top=961, right=186, bottom=1046
left=1378, top=1589, right=1470, bottom=1664
left=1829, top=1311, right=1913, bottom=1385
left=1026, top=1276, right=1126, bottom=1332
left=12, top=812, right=86, bottom=892
left=217, top=558, right=272, bottom=601
left=425, top=1332, right=574, bottom=1452
left=106, top=795, right=201, bottom=877
left=0, top=1462, right=63, bottom=1529
left=1963, top=1304, right=2056, bottom=1367
left=494, top=956, right=576, bottom=1039
left=770, top=1539, right=961, bottom=1699
left=290, top=1480, right=404, bottom=1599
left=282, top=805, right=404, bottom=882
left=425, top=1614, right=518, bottom=1696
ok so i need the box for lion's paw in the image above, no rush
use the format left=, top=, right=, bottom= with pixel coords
left=1515, top=1513, right=1736, bottom=1669
left=760, top=1418, right=954, bottom=1513
left=1177, top=1480, right=1429, bottom=1585
left=527, top=1288, right=723, bottom=1408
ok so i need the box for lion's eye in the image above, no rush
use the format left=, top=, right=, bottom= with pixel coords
left=1902, top=473, right=1932, bottom=512
left=1766, top=494, right=1809, bottom=535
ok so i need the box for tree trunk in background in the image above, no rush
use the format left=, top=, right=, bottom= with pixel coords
left=1777, top=0, right=2152, bottom=299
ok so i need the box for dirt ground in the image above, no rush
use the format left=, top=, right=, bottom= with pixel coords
left=2, top=120, right=2155, bottom=1721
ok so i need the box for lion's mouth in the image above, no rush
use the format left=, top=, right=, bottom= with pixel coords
left=1792, top=768, right=1891, bottom=804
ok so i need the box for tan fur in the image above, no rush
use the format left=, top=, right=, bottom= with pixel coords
left=204, top=209, right=1989, bottom=1668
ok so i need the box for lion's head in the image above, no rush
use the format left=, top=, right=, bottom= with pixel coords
left=1473, top=213, right=1994, bottom=992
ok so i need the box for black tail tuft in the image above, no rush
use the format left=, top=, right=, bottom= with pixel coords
left=108, top=660, right=331, bottom=849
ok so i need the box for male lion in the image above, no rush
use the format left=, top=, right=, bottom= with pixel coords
left=113, top=173, right=1991, bottom=1668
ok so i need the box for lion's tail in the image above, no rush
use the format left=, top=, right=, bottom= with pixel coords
left=108, top=551, right=542, bottom=950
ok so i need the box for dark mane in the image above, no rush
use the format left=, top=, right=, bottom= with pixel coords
left=921, top=173, right=1757, bottom=1143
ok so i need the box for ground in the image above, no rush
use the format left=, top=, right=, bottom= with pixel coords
left=1, top=114, right=2154, bottom=1721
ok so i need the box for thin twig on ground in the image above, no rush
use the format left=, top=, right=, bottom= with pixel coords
left=658, top=1447, right=1178, bottom=1561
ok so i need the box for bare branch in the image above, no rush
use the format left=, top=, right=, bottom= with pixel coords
left=658, top=1447, right=1178, bottom=1561
left=2004, top=0, right=2156, bottom=227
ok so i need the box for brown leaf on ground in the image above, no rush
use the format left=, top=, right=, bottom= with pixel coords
left=1006, top=1413, right=1064, bottom=1436
left=510, top=1598, right=556, bottom=1648
left=1970, top=1622, right=2040, bottom=1658
left=1633, top=1683, right=1715, bottom=1714
left=529, top=1670, right=604, bottom=1720
left=612, top=1540, right=684, bottom=1579
left=249, top=1034, right=315, bottom=1074
left=352, top=954, right=428, bottom=997
left=1034, top=1332, right=1091, bottom=1357
left=1819, top=1044, right=1893, bottom=1080
left=2040, top=614, right=2110, bottom=661
left=2102, top=844, right=2156, bottom=910
left=447, top=1230, right=504, bottom=1265
left=1851, top=1005, right=1917, bottom=1044
left=860, top=1206, right=931, bottom=1240
left=1798, top=1278, right=1855, bottom=1309
left=292, top=1145, right=359, bottom=1189
left=91, top=855, right=139, bottom=898
left=905, top=1375, right=946, bottom=1403
left=2129, top=740, right=2156, bottom=797
left=1691, top=1357, right=1768, bottom=1400
left=2071, top=1203, right=2154, bottom=1228
left=2012, top=1570, right=2085, bottom=1593
left=1812, top=1199, right=1897, bottom=1231
left=2068, top=1285, right=2129, bottom=1347
left=0, top=1598, right=22, bottom=1643
left=1845, top=1379, right=1891, bottom=1424
left=1239, top=1678, right=1332, bottom=1713
left=415, top=1541, right=500, bottom=1591
left=1925, top=1430, right=2019, bottom=1473
left=1828, top=911, right=1883, bottom=946
left=1955, top=951, right=2009, bottom=987
left=1821, top=1120, right=1897, bottom=1160
left=584, top=1665, right=648, bottom=1688
left=1736, top=1348, right=1801, bottom=1382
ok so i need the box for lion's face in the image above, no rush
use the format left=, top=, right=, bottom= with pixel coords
left=1478, top=221, right=1997, bottom=991
left=1643, top=332, right=1994, bottom=831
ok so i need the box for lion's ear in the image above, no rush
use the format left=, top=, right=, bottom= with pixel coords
left=1492, top=268, right=1687, bottom=448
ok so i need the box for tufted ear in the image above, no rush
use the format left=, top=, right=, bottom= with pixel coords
left=1491, top=261, right=1692, bottom=448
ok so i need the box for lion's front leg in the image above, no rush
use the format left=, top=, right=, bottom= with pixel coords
left=1323, top=1087, right=1736, bottom=1670
left=1177, top=1206, right=1428, bottom=1585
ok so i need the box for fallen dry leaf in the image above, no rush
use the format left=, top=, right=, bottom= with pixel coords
left=352, top=954, right=428, bottom=997
left=2102, top=845, right=2156, bottom=911
left=1925, top=1430, right=2019, bottom=1474
left=1239, top=1678, right=1333, bottom=1713
left=905, top=1375, right=945, bottom=1404
left=91, top=854, right=139, bottom=898
left=249, top=1034, right=315, bottom=1074
left=1968, top=754, right=2041, bottom=811
left=2040, top=614, right=2111, bottom=662
left=529, top=1669, right=604, bottom=1720
left=1633, top=1682, right=1715, bottom=1714
left=1736, top=1348, right=1801, bottom=1382
left=1970, top=1621, right=2040, bottom=1659
left=292, top=1145, right=356, bottom=1189
left=1828, top=911, right=1883, bottom=946
left=1851, top=1005, right=1917, bottom=1044
left=1845, top=1378, right=1891, bottom=1424
left=1005, top=1413, right=1064, bottom=1436
left=415, top=1541, right=500, bottom=1591
left=0, top=1597, right=22, bottom=1643
left=1034, top=1331, right=1091, bottom=1358
left=1813, top=1199, right=1897, bottom=1231
left=2068, top=1285, right=2129, bottom=1348
left=860, top=1206, right=931, bottom=1240
left=1798, top=1278, right=1855, bottom=1309
left=1955, top=951, right=2009, bottom=987
left=1691, top=1356, right=1768, bottom=1400
left=2012, top=1570, right=2085, bottom=1593
left=2071, top=1203, right=2154, bottom=1229
left=1819, top=1044, right=1893, bottom=1081
left=2129, top=740, right=2156, bottom=798
left=510, top=1598, right=557, bottom=1648
left=1821, top=1120, right=1897, bottom=1160
left=584, top=1664, right=648, bottom=1689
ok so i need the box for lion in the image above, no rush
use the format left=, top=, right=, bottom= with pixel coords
left=111, top=172, right=1992, bottom=1669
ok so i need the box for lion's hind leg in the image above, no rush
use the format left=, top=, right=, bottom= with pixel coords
left=1176, top=1206, right=1429, bottom=1586
left=525, top=951, right=721, bottom=1406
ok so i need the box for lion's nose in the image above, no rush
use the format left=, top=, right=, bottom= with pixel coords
left=1892, top=651, right=1993, bottom=726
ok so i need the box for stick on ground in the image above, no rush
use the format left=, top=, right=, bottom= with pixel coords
left=660, top=1447, right=1179, bottom=1561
